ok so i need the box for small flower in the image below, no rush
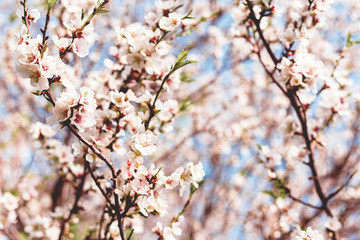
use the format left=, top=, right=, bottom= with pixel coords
left=296, top=227, right=324, bottom=240
left=157, top=99, right=178, bottom=122
left=0, top=192, right=19, bottom=211
left=178, top=162, right=205, bottom=196
left=16, top=63, right=49, bottom=90
left=325, top=217, right=342, bottom=231
left=132, top=130, right=158, bottom=156
left=165, top=167, right=183, bottom=189
left=159, top=13, right=181, bottom=32
left=156, top=0, right=175, bottom=11
left=63, top=18, right=95, bottom=57
left=16, top=54, right=65, bottom=90
left=145, top=11, right=161, bottom=26
left=155, top=41, right=171, bottom=56
left=16, top=8, right=41, bottom=25
left=30, top=122, right=56, bottom=139
left=47, top=87, right=97, bottom=132
left=73, top=38, right=92, bottom=57
left=109, top=90, right=135, bottom=115
left=53, top=35, right=71, bottom=55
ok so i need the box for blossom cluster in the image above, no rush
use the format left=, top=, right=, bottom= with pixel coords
left=1, top=0, right=360, bottom=239
left=0, top=191, right=18, bottom=230
left=9, top=0, right=206, bottom=239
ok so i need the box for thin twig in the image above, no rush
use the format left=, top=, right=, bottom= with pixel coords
left=85, top=161, right=114, bottom=209
left=127, top=229, right=134, bottom=240
left=247, top=0, right=278, bottom=64
left=58, top=164, right=88, bottom=238
left=98, top=204, right=107, bottom=240
left=326, top=170, right=357, bottom=201
left=66, top=123, right=117, bottom=178
left=145, top=72, right=171, bottom=130
left=289, top=194, right=322, bottom=210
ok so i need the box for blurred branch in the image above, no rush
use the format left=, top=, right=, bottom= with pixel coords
left=58, top=164, right=87, bottom=238
left=246, top=0, right=333, bottom=217
left=288, top=194, right=322, bottom=210
left=326, top=170, right=357, bottom=202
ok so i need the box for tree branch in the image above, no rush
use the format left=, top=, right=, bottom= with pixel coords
left=247, top=0, right=333, bottom=217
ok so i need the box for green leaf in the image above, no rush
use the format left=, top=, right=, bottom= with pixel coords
left=190, top=179, right=206, bottom=197
left=346, top=32, right=352, bottom=47
left=9, top=190, right=20, bottom=196
left=69, top=222, right=80, bottom=239
left=273, top=178, right=289, bottom=199
left=278, top=189, right=288, bottom=198
left=168, top=50, right=197, bottom=76
left=180, top=73, right=195, bottom=82
left=176, top=49, right=190, bottom=63
left=182, top=9, right=195, bottom=20
left=198, top=179, right=206, bottom=188
left=239, top=169, right=247, bottom=176
left=346, top=32, right=360, bottom=47
left=262, top=190, right=277, bottom=199
left=179, top=96, right=192, bottom=112
left=32, top=91, right=43, bottom=96
left=173, top=60, right=197, bottom=72
left=263, top=178, right=289, bottom=200
left=41, top=42, right=48, bottom=55
left=154, top=167, right=163, bottom=177
left=210, top=10, right=220, bottom=18
left=47, top=0, right=58, bottom=10
left=96, top=9, right=110, bottom=15
left=172, top=4, right=184, bottom=12
left=81, top=9, right=86, bottom=20
left=19, top=232, right=30, bottom=240
left=199, top=16, right=208, bottom=23
left=9, top=13, right=17, bottom=22
left=273, top=178, right=284, bottom=189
